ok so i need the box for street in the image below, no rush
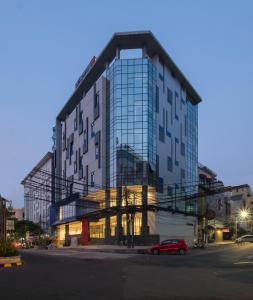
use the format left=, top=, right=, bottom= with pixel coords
left=1, top=244, right=253, bottom=300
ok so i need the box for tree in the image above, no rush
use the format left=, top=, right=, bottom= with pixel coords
left=14, top=220, right=44, bottom=238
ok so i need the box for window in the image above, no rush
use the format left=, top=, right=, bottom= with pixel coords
left=74, top=107, right=78, bottom=131
left=181, top=142, right=185, bottom=156
left=167, top=156, right=173, bottom=172
left=156, top=86, right=159, bottom=113
left=74, top=151, right=77, bottom=173
left=91, top=172, right=95, bottom=187
left=159, top=125, right=165, bottom=143
left=79, top=109, right=83, bottom=135
left=62, top=121, right=67, bottom=150
left=167, top=88, right=172, bottom=104
left=78, top=148, right=83, bottom=179
left=167, top=88, right=173, bottom=126
left=69, top=134, right=74, bottom=165
left=180, top=97, right=185, bottom=111
left=175, top=91, right=179, bottom=120
left=95, top=131, right=101, bottom=168
left=175, top=137, right=179, bottom=166
left=159, top=73, right=164, bottom=81
left=91, top=122, right=95, bottom=138
left=94, top=91, right=100, bottom=120
left=167, top=186, right=173, bottom=196
left=161, top=240, right=172, bottom=245
left=83, top=130, right=88, bottom=154
left=83, top=117, right=88, bottom=154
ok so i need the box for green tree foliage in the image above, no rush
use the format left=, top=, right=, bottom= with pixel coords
left=0, top=238, right=18, bottom=257
left=14, top=220, right=44, bottom=238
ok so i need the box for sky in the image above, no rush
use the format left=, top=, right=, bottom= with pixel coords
left=0, top=0, right=252, bottom=208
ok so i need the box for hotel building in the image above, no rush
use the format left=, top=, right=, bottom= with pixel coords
left=53, top=31, right=201, bottom=246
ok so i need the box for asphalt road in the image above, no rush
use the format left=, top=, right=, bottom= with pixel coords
left=1, top=244, right=253, bottom=300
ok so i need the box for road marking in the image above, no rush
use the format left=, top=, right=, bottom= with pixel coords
left=234, top=261, right=253, bottom=265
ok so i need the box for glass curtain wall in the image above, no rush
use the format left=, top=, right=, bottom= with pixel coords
left=107, top=58, right=157, bottom=188
left=186, top=100, right=198, bottom=212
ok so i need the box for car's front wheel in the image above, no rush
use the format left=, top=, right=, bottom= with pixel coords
left=153, top=249, right=160, bottom=255
left=179, top=249, right=186, bottom=255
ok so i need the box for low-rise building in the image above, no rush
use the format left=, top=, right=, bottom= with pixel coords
left=198, top=163, right=231, bottom=243
left=12, top=208, right=24, bottom=221
left=21, top=152, right=53, bottom=234
left=229, top=184, right=253, bottom=233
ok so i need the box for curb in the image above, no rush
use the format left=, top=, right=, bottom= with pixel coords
left=57, top=248, right=149, bottom=255
left=0, top=256, right=23, bottom=268
left=0, top=261, right=23, bottom=268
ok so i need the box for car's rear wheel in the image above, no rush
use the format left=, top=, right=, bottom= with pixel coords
left=153, top=249, right=160, bottom=255
left=179, top=249, right=186, bottom=255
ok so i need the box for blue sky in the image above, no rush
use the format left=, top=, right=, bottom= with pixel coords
left=0, top=0, right=252, bottom=207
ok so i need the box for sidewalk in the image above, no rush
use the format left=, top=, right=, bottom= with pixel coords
left=207, top=241, right=234, bottom=247
left=56, top=244, right=150, bottom=254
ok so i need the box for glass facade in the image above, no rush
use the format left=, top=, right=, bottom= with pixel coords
left=59, top=203, right=76, bottom=220
left=186, top=100, right=198, bottom=195
left=107, top=58, right=157, bottom=187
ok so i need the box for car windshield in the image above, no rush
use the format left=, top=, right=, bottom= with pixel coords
left=161, top=240, right=172, bottom=245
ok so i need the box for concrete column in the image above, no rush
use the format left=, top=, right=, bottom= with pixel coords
left=142, top=45, right=147, bottom=58
left=116, top=47, right=120, bottom=59
left=116, top=186, right=123, bottom=244
left=82, top=219, right=89, bottom=245
left=65, top=223, right=69, bottom=245
left=141, top=185, right=149, bottom=236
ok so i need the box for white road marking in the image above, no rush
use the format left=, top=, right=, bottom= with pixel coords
left=234, top=261, right=253, bottom=265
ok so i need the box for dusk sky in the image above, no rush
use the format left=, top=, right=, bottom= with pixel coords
left=0, top=0, right=252, bottom=208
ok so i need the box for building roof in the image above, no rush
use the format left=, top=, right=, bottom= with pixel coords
left=57, top=30, right=203, bottom=121
left=21, top=152, right=53, bottom=184
left=198, top=163, right=217, bottom=178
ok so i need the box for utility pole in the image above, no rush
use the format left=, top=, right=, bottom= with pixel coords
left=235, top=217, right=238, bottom=239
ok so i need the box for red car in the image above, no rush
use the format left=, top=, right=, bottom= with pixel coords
left=150, top=239, right=188, bottom=255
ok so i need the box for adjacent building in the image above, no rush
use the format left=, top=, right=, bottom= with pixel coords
left=229, top=184, right=253, bottom=232
left=198, top=163, right=253, bottom=242
left=198, top=163, right=231, bottom=242
left=12, top=208, right=24, bottom=221
left=53, top=31, right=202, bottom=246
left=21, top=152, right=53, bottom=234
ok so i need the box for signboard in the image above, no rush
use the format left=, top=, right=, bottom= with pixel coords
left=75, top=56, right=96, bottom=89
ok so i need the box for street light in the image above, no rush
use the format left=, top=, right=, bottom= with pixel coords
left=239, top=209, right=250, bottom=220
left=235, top=208, right=251, bottom=239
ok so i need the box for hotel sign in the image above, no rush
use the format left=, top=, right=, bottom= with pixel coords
left=75, top=56, right=96, bottom=89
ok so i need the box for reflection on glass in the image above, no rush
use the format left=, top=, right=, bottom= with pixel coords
left=107, top=58, right=157, bottom=187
